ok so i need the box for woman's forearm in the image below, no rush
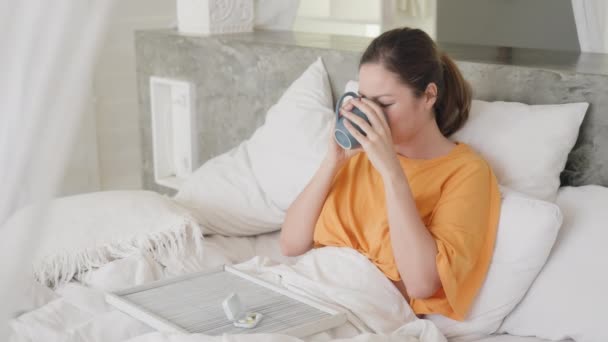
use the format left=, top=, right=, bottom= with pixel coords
left=383, top=169, right=441, bottom=300
left=280, top=157, right=343, bottom=256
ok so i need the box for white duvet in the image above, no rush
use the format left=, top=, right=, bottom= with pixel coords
left=9, top=233, right=445, bottom=342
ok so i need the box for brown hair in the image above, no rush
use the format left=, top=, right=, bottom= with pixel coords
left=360, top=27, right=472, bottom=136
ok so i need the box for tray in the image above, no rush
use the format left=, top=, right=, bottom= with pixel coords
left=105, top=265, right=347, bottom=337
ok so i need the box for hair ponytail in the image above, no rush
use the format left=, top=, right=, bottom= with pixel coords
left=435, top=53, right=472, bottom=136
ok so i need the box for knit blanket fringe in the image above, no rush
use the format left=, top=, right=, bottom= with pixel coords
left=33, top=217, right=204, bottom=289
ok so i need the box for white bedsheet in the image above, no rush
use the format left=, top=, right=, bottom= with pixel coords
left=8, top=233, right=571, bottom=342
left=473, top=336, right=572, bottom=342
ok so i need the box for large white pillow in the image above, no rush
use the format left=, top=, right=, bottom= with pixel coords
left=452, top=100, right=587, bottom=202
left=175, top=57, right=334, bottom=235
left=344, top=81, right=588, bottom=202
left=0, top=191, right=203, bottom=288
left=498, top=185, right=608, bottom=342
left=424, top=187, right=563, bottom=341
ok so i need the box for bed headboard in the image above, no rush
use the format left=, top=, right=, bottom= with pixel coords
left=135, top=29, right=608, bottom=194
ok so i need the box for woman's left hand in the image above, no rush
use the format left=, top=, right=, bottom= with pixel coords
left=341, top=97, right=401, bottom=179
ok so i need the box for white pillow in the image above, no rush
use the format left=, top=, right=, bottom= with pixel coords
left=175, top=57, right=334, bottom=235
left=0, top=190, right=203, bottom=288
left=452, top=100, right=587, bottom=202
left=344, top=81, right=588, bottom=202
left=424, top=187, right=563, bottom=341
left=498, top=185, right=608, bottom=342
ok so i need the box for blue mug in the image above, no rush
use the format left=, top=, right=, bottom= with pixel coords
left=334, top=91, right=370, bottom=150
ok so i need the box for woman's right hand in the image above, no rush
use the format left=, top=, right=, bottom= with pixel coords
left=326, top=98, right=363, bottom=167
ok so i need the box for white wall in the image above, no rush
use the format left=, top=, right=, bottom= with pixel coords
left=94, top=0, right=176, bottom=190
left=294, top=0, right=382, bottom=37
left=381, top=0, right=436, bottom=38
left=293, top=0, right=436, bottom=38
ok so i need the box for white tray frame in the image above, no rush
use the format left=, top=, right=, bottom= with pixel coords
left=105, top=265, right=348, bottom=338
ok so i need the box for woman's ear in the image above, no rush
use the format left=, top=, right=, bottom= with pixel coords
left=424, top=83, right=438, bottom=110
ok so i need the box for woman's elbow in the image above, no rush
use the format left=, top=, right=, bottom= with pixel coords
left=279, top=240, right=297, bottom=257
left=279, top=236, right=309, bottom=257
left=408, top=285, right=435, bottom=300
left=407, top=277, right=442, bottom=300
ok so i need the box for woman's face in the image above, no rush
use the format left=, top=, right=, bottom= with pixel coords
left=357, top=62, right=437, bottom=145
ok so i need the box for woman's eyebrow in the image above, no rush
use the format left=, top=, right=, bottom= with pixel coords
left=358, top=91, right=392, bottom=100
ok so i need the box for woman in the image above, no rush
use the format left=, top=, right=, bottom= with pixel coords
left=279, top=27, right=500, bottom=321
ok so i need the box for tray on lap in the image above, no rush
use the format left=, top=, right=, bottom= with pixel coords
left=105, top=265, right=347, bottom=337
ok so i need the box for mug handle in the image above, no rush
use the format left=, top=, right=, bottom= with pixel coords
left=335, top=91, right=359, bottom=123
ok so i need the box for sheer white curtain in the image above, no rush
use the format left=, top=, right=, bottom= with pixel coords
left=0, top=0, right=114, bottom=338
left=572, top=0, right=608, bottom=53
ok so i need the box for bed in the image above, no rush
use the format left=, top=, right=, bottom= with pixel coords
left=8, top=231, right=568, bottom=342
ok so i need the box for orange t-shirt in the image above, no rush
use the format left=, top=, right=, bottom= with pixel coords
left=313, top=143, right=501, bottom=321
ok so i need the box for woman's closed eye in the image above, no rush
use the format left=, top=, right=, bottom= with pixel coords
left=358, top=94, right=393, bottom=108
